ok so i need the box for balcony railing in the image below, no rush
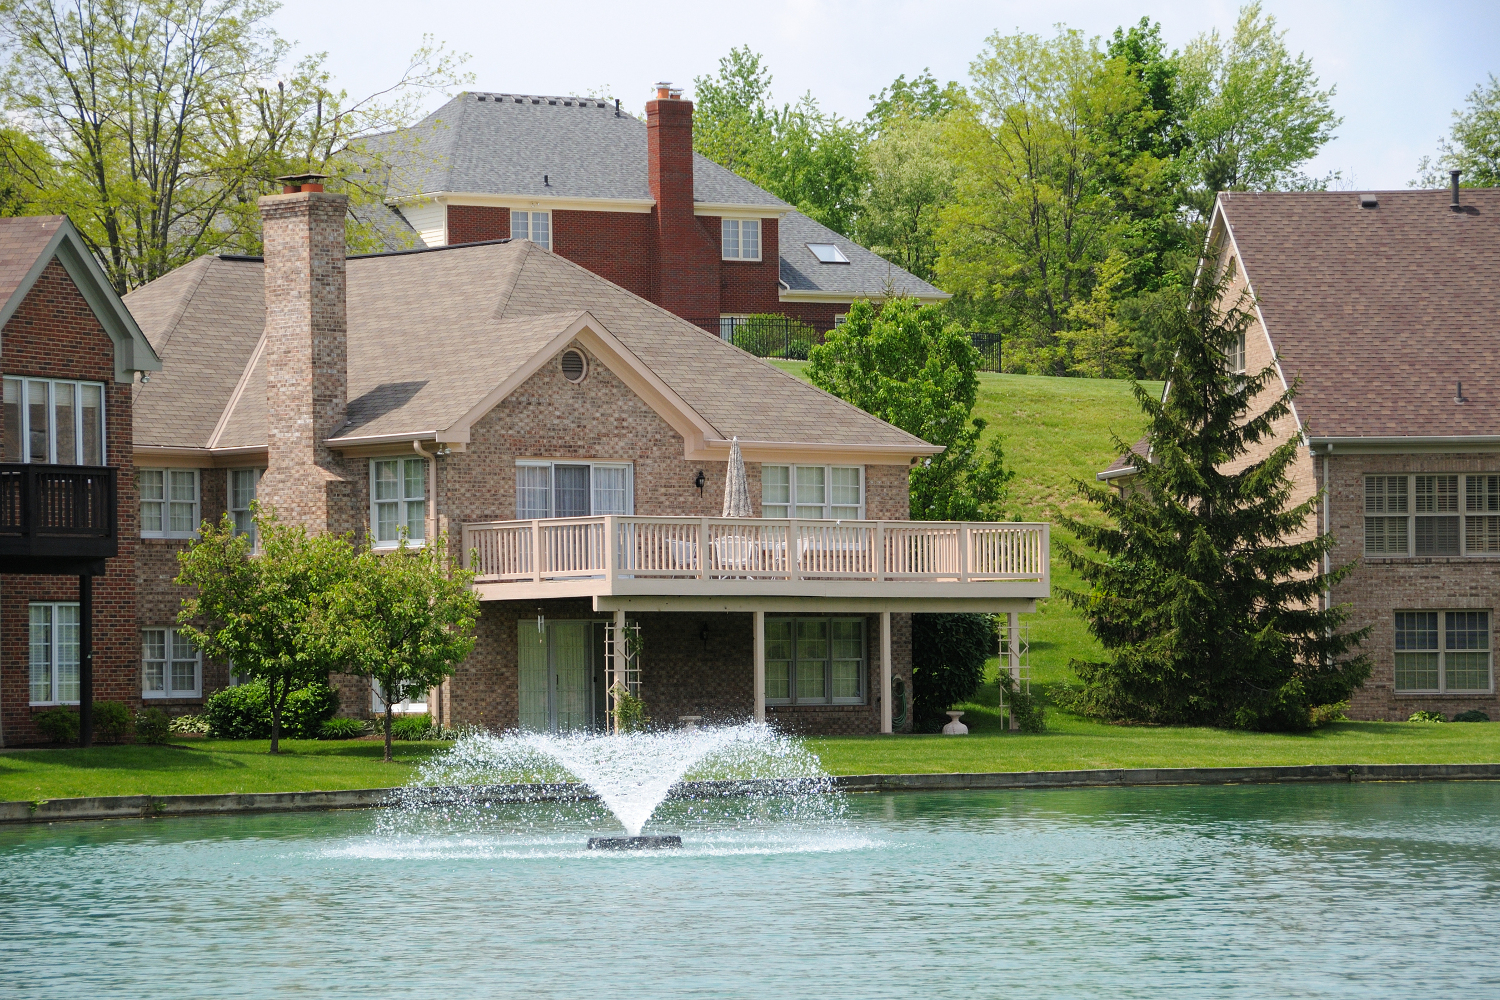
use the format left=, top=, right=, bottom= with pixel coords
left=0, top=463, right=118, bottom=562
left=461, top=516, right=1048, bottom=589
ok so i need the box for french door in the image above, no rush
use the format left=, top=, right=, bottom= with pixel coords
left=518, top=620, right=596, bottom=732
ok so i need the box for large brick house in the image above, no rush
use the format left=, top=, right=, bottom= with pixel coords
left=108, top=180, right=1046, bottom=739
left=0, top=216, right=161, bottom=746
left=362, top=85, right=947, bottom=333
left=1102, top=185, right=1500, bottom=722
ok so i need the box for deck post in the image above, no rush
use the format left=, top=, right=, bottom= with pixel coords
left=532, top=520, right=543, bottom=584
left=880, top=609, right=892, bottom=734
left=613, top=607, right=627, bottom=734
left=79, top=573, right=93, bottom=748
left=753, top=610, right=765, bottom=724
left=1007, top=610, right=1021, bottom=732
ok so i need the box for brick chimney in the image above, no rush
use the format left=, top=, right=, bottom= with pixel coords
left=646, top=83, right=719, bottom=319
left=256, top=176, right=353, bottom=532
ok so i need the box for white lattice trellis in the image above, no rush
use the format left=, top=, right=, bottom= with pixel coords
left=603, top=620, right=642, bottom=734
left=997, top=618, right=1031, bottom=731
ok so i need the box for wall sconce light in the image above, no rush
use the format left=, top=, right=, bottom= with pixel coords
left=694, top=470, right=706, bottom=496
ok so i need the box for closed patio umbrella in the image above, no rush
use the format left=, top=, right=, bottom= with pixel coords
left=722, top=436, right=754, bottom=517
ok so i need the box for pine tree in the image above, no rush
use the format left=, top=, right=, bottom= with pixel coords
left=1061, top=254, right=1368, bottom=730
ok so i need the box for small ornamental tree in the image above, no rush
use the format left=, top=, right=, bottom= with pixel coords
left=807, top=297, right=1011, bottom=521
left=1061, top=255, right=1369, bottom=731
left=176, top=506, right=356, bottom=753
left=324, top=534, right=478, bottom=761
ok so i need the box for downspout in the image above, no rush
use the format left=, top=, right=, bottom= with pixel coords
left=1323, top=447, right=1331, bottom=611
left=413, top=439, right=442, bottom=724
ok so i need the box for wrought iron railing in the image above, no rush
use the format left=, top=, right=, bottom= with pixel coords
left=687, top=315, right=1002, bottom=371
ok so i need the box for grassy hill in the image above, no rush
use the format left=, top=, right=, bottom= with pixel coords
left=770, top=361, right=1162, bottom=692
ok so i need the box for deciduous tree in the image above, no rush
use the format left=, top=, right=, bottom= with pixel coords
left=1416, top=73, right=1500, bottom=188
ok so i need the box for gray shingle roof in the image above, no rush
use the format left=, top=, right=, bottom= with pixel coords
left=375, top=92, right=786, bottom=208
left=778, top=211, right=947, bottom=301
left=129, top=240, right=936, bottom=455
left=1221, top=188, right=1500, bottom=439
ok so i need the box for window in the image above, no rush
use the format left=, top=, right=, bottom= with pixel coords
left=372, top=678, right=427, bottom=715
left=721, top=218, right=761, bottom=261
left=1365, top=474, right=1500, bottom=557
left=371, top=457, right=427, bottom=546
left=229, top=468, right=260, bottom=541
left=761, top=465, right=863, bottom=519
left=764, top=617, right=864, bottom=705
left=806, top=243, right=849, bottom=264
left=140, top=468, right=199, bottom=538
left=1227, top=332, right=1247, bottom=374
left=2, top=377, right=105, bottom=465
left=511, top=210, right=551, bottom=250
left=29, top=603, right=80, bottom=705
left=515, top=461, right=633, bottom=519
left=142, top=628, right=202, bottom=699
left=1394, top=611, right=1491, bottom=693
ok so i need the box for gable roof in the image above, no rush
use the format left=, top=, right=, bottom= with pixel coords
left=129, top=240, right=941, bottom=463
left=1216, top=188, right=1500, bottom=443
left=0, top=215, right=161, bottom=382
left=374, top=92, right=787, bottom=210
left=779, top=210, right=948, bottom=302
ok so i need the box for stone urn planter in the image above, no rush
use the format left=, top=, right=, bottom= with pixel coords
left=942, top=711, right=968, bottom=735
left=678, top=715, right=702, bottom=731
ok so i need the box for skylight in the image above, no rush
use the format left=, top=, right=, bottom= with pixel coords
left=807, top=243, right=850, bottom=264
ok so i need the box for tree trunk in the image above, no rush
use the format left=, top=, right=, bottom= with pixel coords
left=384, top=704, right=394, bottom=762
left=269, top=677, right=282, bottom=754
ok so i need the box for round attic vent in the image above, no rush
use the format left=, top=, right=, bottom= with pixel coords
left=560, top=348, right=587, bottom=383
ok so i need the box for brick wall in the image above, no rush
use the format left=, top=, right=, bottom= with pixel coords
left=447, top=205, right=510, bottom=245
left=553, top=210, right=658, bottom=302
left=647, top=97, right=720, bottom=320
left=0, top=259, right=138, bottom=746
left=1325, top=450, right=1500, bottom=721
left=717, top=214, right=783, bottom=316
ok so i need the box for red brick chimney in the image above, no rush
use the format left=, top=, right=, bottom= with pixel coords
left=256, top=176, right=353, bottom=532
left=646, top=83, right=719, bottom=319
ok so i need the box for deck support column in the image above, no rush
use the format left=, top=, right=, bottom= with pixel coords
left=79, top=574, right=93, bottom=748
left=1007, top=610, right=1020, bottom=732
left=880, top=610, right=892, bottom=734
left=753, top=610, right=765, bottom=724
left=612, top=608, right=627, bottom=734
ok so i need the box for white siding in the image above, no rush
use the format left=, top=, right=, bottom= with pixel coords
left=403, top=200, right=447, bottom=247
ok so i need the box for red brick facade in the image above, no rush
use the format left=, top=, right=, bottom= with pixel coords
left=0, top=260, right=138, bottom=746
left=447, top=205, right=510, bottom=245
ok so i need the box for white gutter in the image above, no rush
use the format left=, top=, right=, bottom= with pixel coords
left=1309, top=435, right=1500, bottom=453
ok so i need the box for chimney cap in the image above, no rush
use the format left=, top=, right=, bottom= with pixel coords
left=277, top=171, right=329, bottom=194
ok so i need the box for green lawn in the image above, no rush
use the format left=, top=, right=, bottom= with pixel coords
left=0, top=739, right=452, bottom=801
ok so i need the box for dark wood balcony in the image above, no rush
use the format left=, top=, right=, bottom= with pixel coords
left=0, top=463, right=118, bottom=575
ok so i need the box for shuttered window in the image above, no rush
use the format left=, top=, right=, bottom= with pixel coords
left=1365, top=474, right=1500, bottom=557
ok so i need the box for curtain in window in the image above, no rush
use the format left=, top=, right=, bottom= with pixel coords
left=553, top=465, right=590, bottom=518
left=592, top=466, right=629, bottom=515
left=517, top=465, right=552, bottom=519
left=517, top=622, right=549, bottom=731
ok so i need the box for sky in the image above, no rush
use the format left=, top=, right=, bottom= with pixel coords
left=269, top=0, right=1499, bottom=191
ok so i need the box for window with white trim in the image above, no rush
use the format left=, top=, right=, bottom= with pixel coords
left=140, top=469, right=199, bottom=538
left=1227, top=331, right=1247, bottom=375
left=29, top=603, right=80, bottom=705
left=516, top=461, right=633, bottom=519
left=1394, top=611, right=1492, bottom=694
left=1365, top=474, right=1500, bottom=557
left=764, top=617, right=865, bottom=705
left=511, top=210, right=551, bottom=250
left=142, top=627, right=202, bottom=699
left=2, top=376, right=106, bottom=465
left=761, top=465, right=863, bottom=519
left=229, top=468, right=260, bottom=541
left=371, top=457, right=428, bottom=546
left=372, top=678, right=428, bottom=715
left=721, top=218, right=761, bottom=261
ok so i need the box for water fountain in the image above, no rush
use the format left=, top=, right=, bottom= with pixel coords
left=383, top=722, right=842, bottom=851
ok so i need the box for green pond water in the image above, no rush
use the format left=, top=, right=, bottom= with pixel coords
left=2, top=782, right=1499, bottom=998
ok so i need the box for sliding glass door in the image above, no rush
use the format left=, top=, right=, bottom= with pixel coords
left=517, top=620, right=594, bottom=732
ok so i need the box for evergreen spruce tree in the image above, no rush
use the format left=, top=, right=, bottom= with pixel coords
left=1062, top=254, right=1369, bottom=730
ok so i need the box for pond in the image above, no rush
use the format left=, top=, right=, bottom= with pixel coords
left=2, top=782, right=1498, bottom=998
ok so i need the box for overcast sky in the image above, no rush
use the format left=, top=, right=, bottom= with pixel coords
left=271, top=0, right=1499, bottom=191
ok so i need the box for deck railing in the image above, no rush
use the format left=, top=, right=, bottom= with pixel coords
left=461, top=516, right=1048, bottom=587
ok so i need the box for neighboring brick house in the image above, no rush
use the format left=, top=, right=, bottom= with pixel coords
left=1101, top=186, right=1500, bottom=722
left=0, top=216, right=161, bottom=746
left=363, top=85, right=947, bottom=334
left=120, top=182, right=1048, bottom=737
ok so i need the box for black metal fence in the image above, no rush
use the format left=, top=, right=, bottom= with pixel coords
left=688, top=316, right=1002, bottom=371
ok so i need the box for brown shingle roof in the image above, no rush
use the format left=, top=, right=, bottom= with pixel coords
left=132, top=240, right=934, bottom=454
left=1220, top=188, right=1500, bottom=440
left=0, top=215, right=66, bottom=311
